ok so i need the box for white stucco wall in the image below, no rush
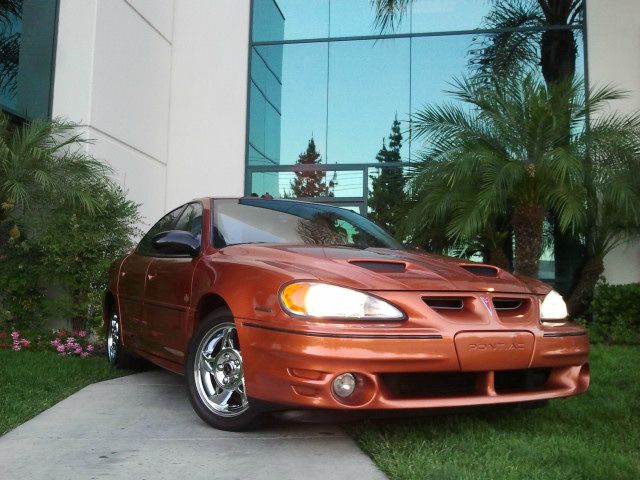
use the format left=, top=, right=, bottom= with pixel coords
left=52, top=0, right=250, bottom=227
left=52, top=0, right=174, bottom=227
left=587, top=0, right=640, bottom=284
left=164, top=0, right=250, bottom=209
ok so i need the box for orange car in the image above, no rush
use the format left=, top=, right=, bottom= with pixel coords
left=105, top=197, right=589, bottom=430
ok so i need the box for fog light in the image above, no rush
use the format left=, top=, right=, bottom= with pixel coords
left=332, top=373, right=356, bottom=398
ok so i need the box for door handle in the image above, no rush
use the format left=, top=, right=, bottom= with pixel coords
left=147, top=273, right=157, bottom=281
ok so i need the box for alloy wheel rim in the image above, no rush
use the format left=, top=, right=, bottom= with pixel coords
left=194, top=323, right=249, bottom=417
left=107, top=313, right=119, bottom=362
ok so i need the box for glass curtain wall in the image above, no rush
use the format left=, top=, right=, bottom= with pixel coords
left=247, top=0, right=585, bottom=220
left=0, top=0, right=58, bottom=119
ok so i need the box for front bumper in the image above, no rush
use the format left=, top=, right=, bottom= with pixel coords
left=236, top=320, right=590, bottom=410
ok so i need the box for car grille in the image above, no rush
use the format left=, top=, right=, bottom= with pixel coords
left=380, top=372, right=477, bottom=397
left=381, top=368, right=551, bottom=398
left=492, top=298, right=525, bottom=311
left=421, top=295, right=532, bottom=323
left=494, top=368, right=551, bottom=393
left=423, top=297, right=465, bottom=310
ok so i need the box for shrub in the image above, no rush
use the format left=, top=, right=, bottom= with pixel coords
left=585, top=282, right=640, bottom=344
left=0, top=180, right=140, bottom=334
left=0, top=115, right=141, bottom=336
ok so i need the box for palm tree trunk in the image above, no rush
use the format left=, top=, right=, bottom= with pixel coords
left=512, top=204, right=546, bottom=278
left=566, top=255, right=604, bottom=317
left=540, top=27, right=576, bottom=85
left=540, top=5, right=583, bottom=297
left=488, top=245, right=510, bottom=270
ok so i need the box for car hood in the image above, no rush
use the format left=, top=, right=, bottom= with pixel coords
left=220, top=244, right=549, bottom=294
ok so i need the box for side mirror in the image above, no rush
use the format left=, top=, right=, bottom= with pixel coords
left=152, top=230, right=200, bottom=256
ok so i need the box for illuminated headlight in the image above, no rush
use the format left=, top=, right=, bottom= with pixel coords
left=280, top=282, right=405, bottom=320
left=540, top=290, right=568, bottom=321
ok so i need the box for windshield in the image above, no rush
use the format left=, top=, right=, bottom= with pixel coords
left=212, top=198, right=403, bottom=250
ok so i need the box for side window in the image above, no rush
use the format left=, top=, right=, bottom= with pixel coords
left=137, top=206, right=185, bottom=256
left=175, top=203, right=203, bottom=243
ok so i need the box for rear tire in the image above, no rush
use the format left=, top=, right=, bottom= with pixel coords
left=106, top=308, right=141, bottom=369
left=186, top=308, right=264, bottom=431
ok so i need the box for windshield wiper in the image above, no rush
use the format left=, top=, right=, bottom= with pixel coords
left=326, top=243, right=370, bottom=250
left=223, top=242, right=272, bottom=247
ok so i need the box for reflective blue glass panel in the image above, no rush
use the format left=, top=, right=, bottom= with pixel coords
left=248, top=42, right=328, bottom=166
left=329, top=0, right=410, bottom=38
left=410, top=0, right=492, bottom=33
left=0, top=0, right=57, bottom=119
left=252, top=0, right=329, bottom=42
left=327, top=39, right=410, bottom=165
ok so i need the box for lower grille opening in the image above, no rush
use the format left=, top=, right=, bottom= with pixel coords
left=381, top=368, right=553, bottom=399
left=381, top=372, right=477, bottom=398
left=494, top=368, right=551, bottom=393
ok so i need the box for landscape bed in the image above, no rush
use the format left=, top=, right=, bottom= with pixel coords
left=349, top=345, right=640, bottom=480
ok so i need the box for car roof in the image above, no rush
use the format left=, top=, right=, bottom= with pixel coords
left=194, top=197, right=342, bottom=209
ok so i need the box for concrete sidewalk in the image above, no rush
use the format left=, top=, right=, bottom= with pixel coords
left=0, top=370, right=387, bottom=480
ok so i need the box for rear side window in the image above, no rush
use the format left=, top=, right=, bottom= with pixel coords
left=137, top=205, right=185, bottom=256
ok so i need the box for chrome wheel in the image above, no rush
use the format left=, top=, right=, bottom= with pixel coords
left=107, top=312, right=119, bottom=362
left=194, top=323, right=249, bottom=417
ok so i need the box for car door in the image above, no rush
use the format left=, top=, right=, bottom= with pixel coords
left=117, top=255, right=152, bottom=350
left=143, top=202, right=203, bottom=364
left=120, top=205, right=186, bottom=353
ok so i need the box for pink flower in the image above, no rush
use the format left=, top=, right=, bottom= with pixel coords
left=12, top=345, right=21, bottom=351
left=80, top=352, right=89, bottom=358
left=66, top=337, right=75, bottom=344
left=56, top=345, right=65, bottom=352
left=11, top=331, right=19, bottom=339
left=86, top=344, right=94, bottom=352
left=78, top=331, right=88, bottom=338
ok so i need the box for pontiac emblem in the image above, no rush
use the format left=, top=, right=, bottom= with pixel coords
left=468, top=342, right=525, bottom=351
left=480, top=297, right=493, bottom=316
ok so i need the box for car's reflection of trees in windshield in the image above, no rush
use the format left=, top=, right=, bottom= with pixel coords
left=235, top=198, right=403, bottom=250
left=296, top=213, right=348, bottom=246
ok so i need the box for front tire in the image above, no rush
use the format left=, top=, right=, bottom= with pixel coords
left=186, top=308, right=264, bottom=431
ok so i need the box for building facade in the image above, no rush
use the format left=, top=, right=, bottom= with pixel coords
left=1, top=0, right=638, bottom=284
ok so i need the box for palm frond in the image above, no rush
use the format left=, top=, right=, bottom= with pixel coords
left=469, top=0, right=544, bottom=79
left=370, top=0, right=411, bottom=34
left=0, top=114, right=111, bottom=214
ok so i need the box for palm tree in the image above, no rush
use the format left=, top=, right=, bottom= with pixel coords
left=373, top=0, right=617, bottom=305
left=373, top=0, right=583, bottom=85
left=566, top=117, right=640, bottom=312
left=0, top=114, right=108, bottom=247
left=470, top=0, right=583, bottom=85
left=404, top=74, right=640, bottom=279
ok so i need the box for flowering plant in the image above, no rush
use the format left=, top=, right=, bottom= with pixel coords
left=0, top=328, right=96, bottom=357
left=10, top=331, right=30, bottom=351
left=49, top=329, right=95, bottom=357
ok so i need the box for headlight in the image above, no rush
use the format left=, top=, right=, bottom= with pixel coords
left=540, top=290, right=568, bottom=321
left=280, top=282, right=405, bottom=320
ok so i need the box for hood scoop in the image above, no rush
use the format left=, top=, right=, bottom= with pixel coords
left=349, top=260, right=407, bottom=273
left=460, top=264, right=498, bottom=277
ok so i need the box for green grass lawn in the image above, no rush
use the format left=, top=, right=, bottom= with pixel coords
left=350, top=345, right=640, bottom=480
left=0, top=349, right=129, bottom=435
